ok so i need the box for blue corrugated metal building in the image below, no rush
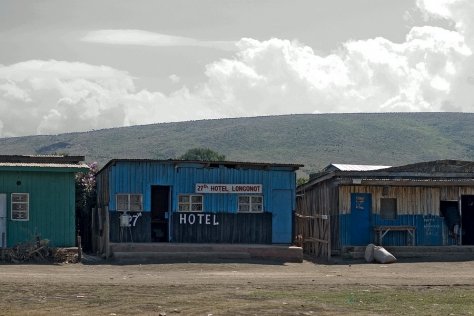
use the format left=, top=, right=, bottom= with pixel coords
left=96, top=159, right=302, bottom=244
left=297, top=160, right=474, bottom=253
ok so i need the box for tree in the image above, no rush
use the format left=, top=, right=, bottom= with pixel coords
left=179, top=148, right=226, bottom=161
left=75, top=162, right=98, bottom=252
left=297, top=177, right=309, bottom=186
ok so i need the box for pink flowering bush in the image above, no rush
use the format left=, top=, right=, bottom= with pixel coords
left=76, top=162, right=98, bottom=208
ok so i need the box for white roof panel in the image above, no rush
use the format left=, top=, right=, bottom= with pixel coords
left=330, top=164, right=391, bottom=171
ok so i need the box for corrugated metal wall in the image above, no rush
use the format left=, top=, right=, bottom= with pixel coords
left=0, top=171, right=76, bottom=247
left=98, top=161, right=297, bottom=244
left=339, top=214, right=452, bottom=246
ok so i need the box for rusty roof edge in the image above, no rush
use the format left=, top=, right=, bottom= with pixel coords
left=298, top=169, right=474, bottom=191
left=0, top=155, right=85, bottom=164
left=0, top=163, right=89, bottom=172
left=97, top=158, right=303, bottom=176
left=332, top=170, right=474, bottom=179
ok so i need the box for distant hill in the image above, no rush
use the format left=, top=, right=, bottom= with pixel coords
left=1, top=113, right=474, bottom=176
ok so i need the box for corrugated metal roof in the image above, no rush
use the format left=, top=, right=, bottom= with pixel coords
left=385, top=160, right=474, bottom=173
left=357, top=177, right=474, bottom=182
left=0, top=155, right=85, bottom=164
left=329, top=164, right=391, bottom=171
left=98, top=158, right=303, bottom=175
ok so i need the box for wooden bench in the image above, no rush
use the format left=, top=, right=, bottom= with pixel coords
left=374, top=225, right=416, bottom=246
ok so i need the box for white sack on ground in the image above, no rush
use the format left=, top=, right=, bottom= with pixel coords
left=373, top=246, right=397, bottom=264
left=364, top=243, right=375, bottom=263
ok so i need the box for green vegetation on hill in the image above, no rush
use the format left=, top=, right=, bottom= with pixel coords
left=1, top=113, right=474, bottom=176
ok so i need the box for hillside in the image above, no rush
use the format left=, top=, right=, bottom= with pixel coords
left=1, top=113, right=474, bottom=176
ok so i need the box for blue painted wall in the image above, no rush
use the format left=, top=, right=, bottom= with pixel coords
left=339, top=214, right=454, bottom=247
left=100, top=161, right=297, bottom=244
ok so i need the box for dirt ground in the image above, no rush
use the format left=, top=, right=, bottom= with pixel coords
left=1, top=258, right=474, bottom=315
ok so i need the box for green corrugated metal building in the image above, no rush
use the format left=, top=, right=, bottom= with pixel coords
left=0, top=155, right=88, bottom=248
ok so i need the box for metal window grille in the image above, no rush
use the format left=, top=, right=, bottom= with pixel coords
left=238, top=195, right=263, bottom=213
left=11, top=193, right=29, bottom=221
left=178, top=194, right=203, bottom=212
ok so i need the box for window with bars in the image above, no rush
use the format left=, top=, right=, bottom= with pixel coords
left=178, top=195, right=203, bottom=212
left=238, top=195, right=263, bottom=213
left=116, top=194, right=143, bottom=212
left=11, top=193, right=29, bottom=221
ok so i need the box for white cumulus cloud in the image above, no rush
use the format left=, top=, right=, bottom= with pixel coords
left=0, top=60, right=221, bottom=137
left=82, top=29, right=236, bottom=51
left=1, top=0, right=474, bottom=137
left=417, top=0, right=474, bottom=110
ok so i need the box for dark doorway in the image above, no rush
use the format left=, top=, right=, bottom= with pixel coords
left=440, top=200, right=460, bottom=244
left=461, top=195, right=474, bottom=245
left=151, top=186, right=170, bottom=242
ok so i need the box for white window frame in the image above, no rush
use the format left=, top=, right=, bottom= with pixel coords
left=238, top=195, right=263, bottom=213
left=178, top=194, right=203, bottom=212
left=116, top=193, right=143, bottom=212
left=11, top=193, right=29, bottom=221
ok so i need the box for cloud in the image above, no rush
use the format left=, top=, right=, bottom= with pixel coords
left=198, top=26, right=471, bottom=115
left=417, top=0, right=474, bottom=110
left=169, top=74, right=181, bottom=84
left=0, top=60, right=219, bottom=137
left=82, top=29, right=236, bottom=51
left=1, top=0, right=474, bottom=137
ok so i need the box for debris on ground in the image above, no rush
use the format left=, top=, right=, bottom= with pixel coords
left=0, top=238, right=79, bottom=264
left=52, top=248, right=79, bottom=263
left=364, top=244, right=397, bottom=264
left=373, top=246, right=397, bottom=264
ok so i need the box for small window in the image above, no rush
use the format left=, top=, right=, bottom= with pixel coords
left=238, top=195, right=263, bottom=213
left=116, top=194, right=143, bottom=212
left=380, top=198, right=397, bottom=220
left=11, top=193, right=29, bottom=221
left=178, top=194, right=203, bottom=212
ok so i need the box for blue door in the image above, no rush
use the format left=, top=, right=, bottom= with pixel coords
left=272, top=189, right=292, bottom=244
left=351, top=193, right=372, bottom=245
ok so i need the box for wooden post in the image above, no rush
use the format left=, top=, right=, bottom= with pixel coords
left=97, top=207, right=103, bottom=255
left=91, top=208, right=97, bottom=254
left=327, top=215, right=331, bottom=261
left=1, top=232, right=5, bottom=261
left=77, top=235, right=82, bottom=262
left=105, top=206, right=110, bottom=259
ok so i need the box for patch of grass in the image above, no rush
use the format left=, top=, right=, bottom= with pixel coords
left=244, top=285, right=474, bottom=315
left=1, top=282, right=473, bottom=315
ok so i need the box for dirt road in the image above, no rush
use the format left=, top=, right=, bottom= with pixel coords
left=1, top=259, right=473, bottom=315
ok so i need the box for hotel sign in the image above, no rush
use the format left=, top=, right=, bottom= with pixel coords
left=195, top=183, right=262, bottom=194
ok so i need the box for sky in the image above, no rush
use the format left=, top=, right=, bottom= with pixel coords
left=0, top=0, right=473, bottom=137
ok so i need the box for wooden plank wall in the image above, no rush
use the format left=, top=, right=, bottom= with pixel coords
left=440, top=187, right=474, bottom=200
left=296, top=180, right=339, bottom=256
left=340, top=185, right=474, bottom=216
left=172, top=212, right=272, bottom=244
left=339, top=185, right=440, bottom=215
left=297, top=181, right=338, bottom=216
left=294, top=213, right=331, bottom=260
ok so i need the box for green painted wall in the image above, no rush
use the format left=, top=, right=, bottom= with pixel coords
left=0, top=170, right=76, bottom=247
